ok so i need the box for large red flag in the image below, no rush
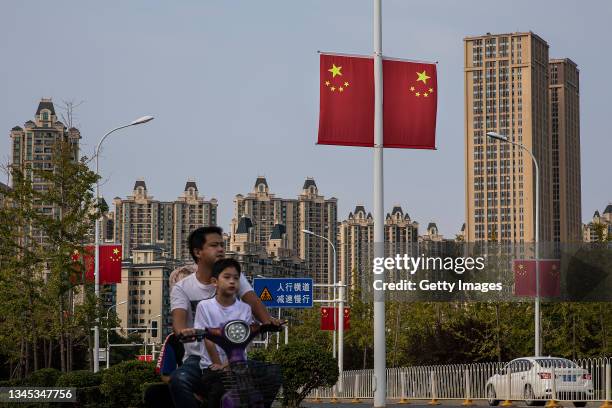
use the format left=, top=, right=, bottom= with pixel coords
left=317, top=53, right=437, bottom=149
left=81, top=244, right=122, bottom=284
left=318, top=53, right=374, bottom=147
left=383, top=59, right=437, bottom=149
left=514, top=259, right=560, bottom=297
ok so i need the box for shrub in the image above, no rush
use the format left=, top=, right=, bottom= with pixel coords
left=269, top=340, right=338, bottom=408
left=0, top=378, right=24, bottom=387
left=100, top=360, right=158, bottom=407
left=56, top=370, right=101, bottom=388
left=23, top=368, right=62, bottom=387
left=74, top=386, right=103, bottom=408
left=248, top=348, right=271, bottom=362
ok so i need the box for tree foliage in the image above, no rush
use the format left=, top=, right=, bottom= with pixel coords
left=268, top=340, right=338, bottom=408
left=0, top=140, right=103, bottom=378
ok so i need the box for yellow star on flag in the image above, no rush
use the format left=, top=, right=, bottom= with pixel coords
left=415, top=92, right=420, bottom=97
left=344, top=81, right=349, bottom=87
left=339, top=87, right=344, bottom=92
left=428, top=88, right=434, bottom=93
left=113, top=248, right=119, bottom=255
left=330, top=86, right=336, bottom=92
left=416, top=70, right=430, bottom=84
left=328, top=64, right=342, bottom=78
left=424, top=92, right=429, bottom=97
left=325, top=81, right=330, bottom=86
left=410, top=86, right=415, bottom=92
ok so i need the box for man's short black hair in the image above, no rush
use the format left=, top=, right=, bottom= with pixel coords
left=211, top=258, right=241, bottom=279
left=188, top=226, right=223, bottom=263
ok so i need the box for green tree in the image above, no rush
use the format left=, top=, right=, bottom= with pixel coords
left=269, top=340, right=338, bottom=408
left=0, top=139, right=101, bottom=377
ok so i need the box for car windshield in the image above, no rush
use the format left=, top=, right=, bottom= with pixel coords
left=536, top=358, right=578, bottom=368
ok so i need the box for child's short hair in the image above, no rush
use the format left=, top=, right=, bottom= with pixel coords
left=211, top=258, right=241, bottom=279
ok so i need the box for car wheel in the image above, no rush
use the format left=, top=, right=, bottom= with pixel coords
left=487, top=384, right=500, bottom=406
left=524, top=384, right=539, bottom=406
left=572, top=402, right=586, bottom=407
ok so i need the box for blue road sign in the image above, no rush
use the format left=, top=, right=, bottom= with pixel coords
left=252, top=278, right=314, bottom=308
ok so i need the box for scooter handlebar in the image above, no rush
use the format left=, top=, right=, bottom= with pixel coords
left=177, top=321, right=287, bottom=343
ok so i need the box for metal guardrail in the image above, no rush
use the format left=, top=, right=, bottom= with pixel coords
left=309, top=357, right=612, bottom=403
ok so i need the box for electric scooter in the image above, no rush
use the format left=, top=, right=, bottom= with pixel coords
left=178, top=320, right=284, bottom=408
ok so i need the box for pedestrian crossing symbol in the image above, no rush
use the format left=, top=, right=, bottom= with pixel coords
left=259, top=287, right=273, bottom=301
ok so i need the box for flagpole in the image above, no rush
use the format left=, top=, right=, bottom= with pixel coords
left=373, top=0, right=386, bottom=407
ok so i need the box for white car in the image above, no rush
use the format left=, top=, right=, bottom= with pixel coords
left=486, top=357, right=594, bottom=407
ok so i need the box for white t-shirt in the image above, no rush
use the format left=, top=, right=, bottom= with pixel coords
left=194, top=297, right=254, bottom=369
left=170, top=272, right=254, bottom=359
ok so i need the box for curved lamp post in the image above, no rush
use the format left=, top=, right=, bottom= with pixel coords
left=93, top=115, right=154, bottom=372
left=487, top=131, right=541, bottom=356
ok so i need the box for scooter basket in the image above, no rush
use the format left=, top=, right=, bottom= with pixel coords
left=220, top=360, right=282, bottom=408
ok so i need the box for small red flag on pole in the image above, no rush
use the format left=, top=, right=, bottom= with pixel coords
left=83, top=244, right=122, bottom=284
left=320, top=307, right=350, bottom=330
left=513, top=259, right=560, bottom=297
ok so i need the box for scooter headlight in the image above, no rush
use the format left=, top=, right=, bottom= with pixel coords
left=224, top=320, right=250, bottom=344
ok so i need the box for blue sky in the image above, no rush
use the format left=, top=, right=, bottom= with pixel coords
left=2, top=1, right=610, bottom=237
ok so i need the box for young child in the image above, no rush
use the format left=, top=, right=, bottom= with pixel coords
left=194, top=258, right=253, bottom=406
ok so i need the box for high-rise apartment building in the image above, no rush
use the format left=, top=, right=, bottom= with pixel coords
left=583, top=205, right=612, bottom=242
left=116, top=246, right=176, bottom=344
left=297, top=178, right=338, bottom=288
left=465, top=32, right=553, bottom=243
left=172, top=181, right=218, bottom=261
left=113, top=180, right=217, bottom=260
left=231, top=177, right=337, bottom=287
left=549, top=59, right=581, bottom=242
left=231, top=177, right=299, bottom=256
left=338, top=205, right=418, bottom=290
left=9, top=99, right=81, bottom=243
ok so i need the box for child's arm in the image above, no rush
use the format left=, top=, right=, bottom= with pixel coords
left=195, top=302, right=226, bottom=369
left=205, top=339, right=224, bottom=369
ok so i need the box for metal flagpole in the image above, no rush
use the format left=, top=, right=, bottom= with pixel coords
left=373, top=0, right=386, bottom=406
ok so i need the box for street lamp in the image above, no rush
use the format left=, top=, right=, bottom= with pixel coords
left=93, top=115, right=154, bottom=373
left=302, top=229, right=344, bottom=391
left=105, top=300, right=127, bottom=369
left=486, top=131, right=541, bottom=356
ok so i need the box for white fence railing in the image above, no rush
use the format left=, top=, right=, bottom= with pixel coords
left=309, top=357, right=612, bottom=403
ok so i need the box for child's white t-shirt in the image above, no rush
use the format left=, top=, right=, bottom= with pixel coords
left=194, top=297, right=254, bottom=369
left=170, top=273, right=253, bottom=360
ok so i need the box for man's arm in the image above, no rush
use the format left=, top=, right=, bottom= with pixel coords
left=171, top=284, right=195, bottom=337
left=172, top=308, right=189, bottom=334
left=241, top=291, right=276, bottom=324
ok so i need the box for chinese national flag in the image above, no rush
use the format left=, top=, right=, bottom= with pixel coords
left=318, top=54, right=374, bottom=147
left=317, top=53, right=437, bottom=149
left=513, top=259, right=560, bottom=297
left=383, top=60, right=437, bottom=149
left=320, top=307, right=350, bottom=331
left=74, top=244, right=122, bottom=284
left=540, top=260, right=561, bottom=297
